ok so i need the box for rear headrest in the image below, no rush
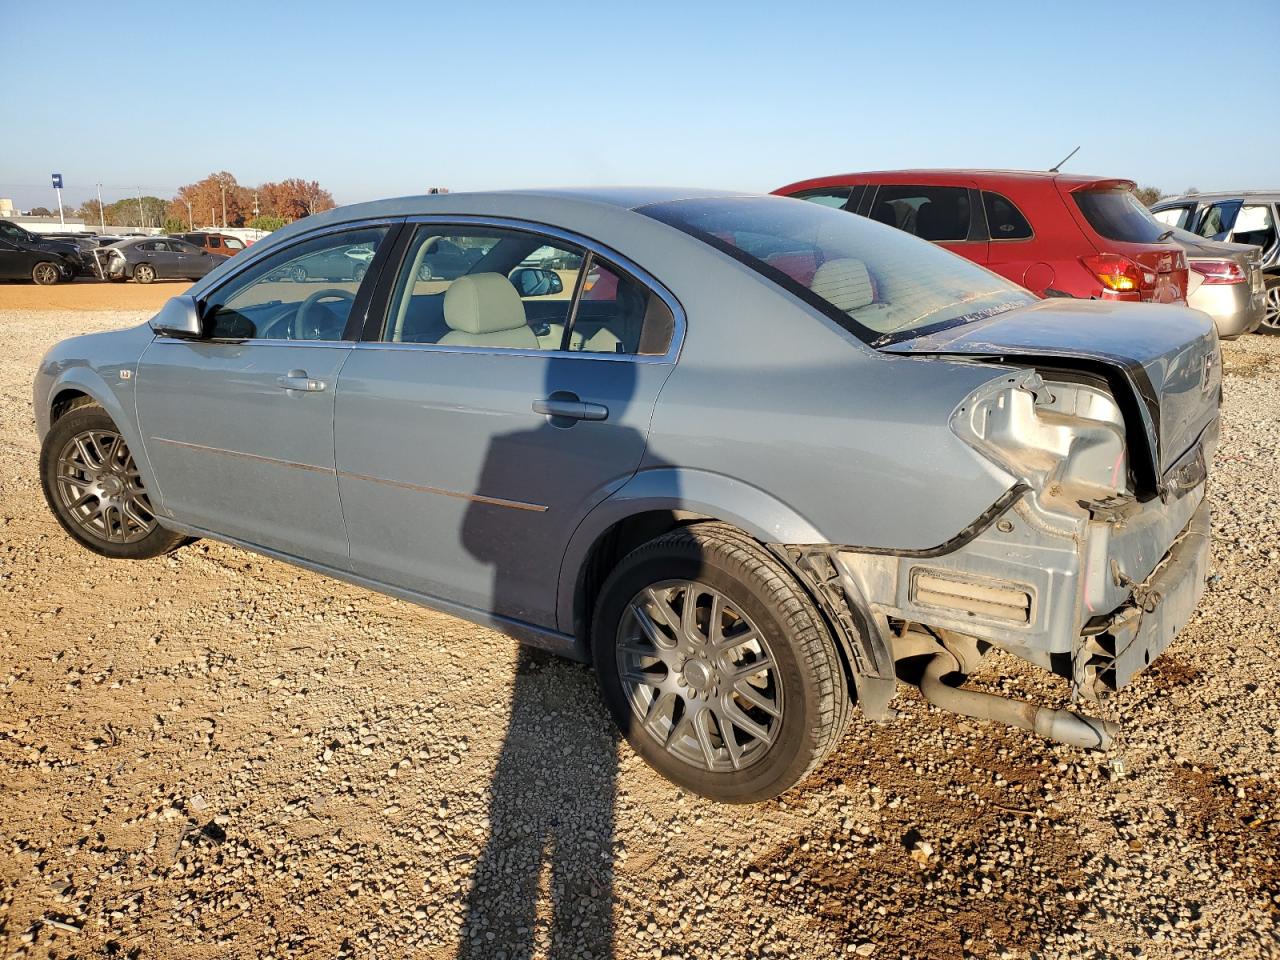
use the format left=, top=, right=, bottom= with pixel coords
left=443, top=273, right=526, bottom=335
left=810, top=258, right=875, bottom=313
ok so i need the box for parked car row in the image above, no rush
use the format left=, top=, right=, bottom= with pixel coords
left=36, top=187, right=1221, bottom=800
left=774, top=171, right=1270, bottom=336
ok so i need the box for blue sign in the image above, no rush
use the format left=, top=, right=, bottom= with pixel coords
left=51, top=173, right=63, bottom=189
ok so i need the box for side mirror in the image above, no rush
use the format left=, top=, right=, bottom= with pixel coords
left=509, top=267, right=564, bottom=298
left=150, top=295, right=203, bottom=339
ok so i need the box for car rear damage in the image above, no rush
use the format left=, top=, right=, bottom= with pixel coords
left=780, top=299, right=1221, bottom=749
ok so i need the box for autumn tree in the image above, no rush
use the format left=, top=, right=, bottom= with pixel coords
left=166, top=172, right=252, bottom=229
left=1133, top=186, right=1164, bottom=208
left=258, top=179, right=336, bottom=221
left=27, top=206, right=54, bottom=217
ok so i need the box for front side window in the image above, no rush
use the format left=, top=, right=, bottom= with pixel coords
left=791, top=186, right=859, bottom=211
left=982, top=191, right=1033, bottom=240
left=381, top=225, right=673, bottom=356
left=640, top=196, right=1036, bottom=345
left=869, top=185, right=971, bottom=242
left=1075, top=189, right=1168, bottom=243
left=1194, top=201, right=1242, bottom=240
left=202, top=225, right=390, bottom=341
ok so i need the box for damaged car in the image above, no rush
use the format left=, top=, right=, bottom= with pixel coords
left=33, top=189, right=1219, bottom=802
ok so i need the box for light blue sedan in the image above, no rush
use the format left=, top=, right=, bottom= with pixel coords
left=34, top=189, right=1220, bottom=801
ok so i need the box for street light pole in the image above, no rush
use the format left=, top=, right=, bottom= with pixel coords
left=95, top=182, right=106, bottom=233
left=136, top=188, right=145, bottom=228
left=220, top=181, right=227, bottom=229
left=184, top=200, right=193, bottom=231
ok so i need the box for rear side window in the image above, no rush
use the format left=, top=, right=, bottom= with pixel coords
left=869, top=185, right=970, bottom=241
left=982, top=191, right=1033, bottom=240
left=1074, top=190, right=1166, bottom=243
left=208, top=236, right=222, bottom=248
left=1152, top=205, right=1194, bottom=230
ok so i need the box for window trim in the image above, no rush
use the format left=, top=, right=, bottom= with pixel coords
left=356, top=214, right=685, bottom=365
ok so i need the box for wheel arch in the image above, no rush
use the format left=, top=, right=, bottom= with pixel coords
left=556, top=466, right=828, bottom=649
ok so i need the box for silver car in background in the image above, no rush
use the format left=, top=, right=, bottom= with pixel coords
left=1164, top=227, right=1265, bottom=338
left=1153, top=191, right=1280, bottom=332
left=34, top=190, right=1220, bottom=802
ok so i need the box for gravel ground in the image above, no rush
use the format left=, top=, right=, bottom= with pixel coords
left=1, top=309, right=1276, bottom=960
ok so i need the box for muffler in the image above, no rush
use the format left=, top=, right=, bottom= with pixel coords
left=918, top=649, right=1118, bottom=750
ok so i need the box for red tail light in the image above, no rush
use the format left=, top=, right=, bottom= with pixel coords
left=1188, top=259, right=1246, bottom=284
left=1081, top=253, right=1145, bottom=292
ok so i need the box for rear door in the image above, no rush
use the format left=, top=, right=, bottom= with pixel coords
left=333, top=219, right=680, bottom=629
left=979, top=189, right=1043, bottom=292
left=866, top=182, right=988, bottom=266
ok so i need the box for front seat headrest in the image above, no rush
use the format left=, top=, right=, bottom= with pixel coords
left=443, top=273, right=526, bottom=334
left=810, top=258, right=875, bottom=313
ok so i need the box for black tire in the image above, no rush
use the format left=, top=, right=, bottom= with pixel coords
left=133, top=263, right=156, bottom=284
left=289, top=264, right=308, bottom=283
left=592, top=522, right=849, bottom=803
left=40, top=405, right=190, bottom=560
left=32, top=261, right=62, bottom=285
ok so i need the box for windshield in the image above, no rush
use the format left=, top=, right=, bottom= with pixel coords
left=1074, top=189, right=1168, bottom=243
left=639, top=196, right=1035, bottom=344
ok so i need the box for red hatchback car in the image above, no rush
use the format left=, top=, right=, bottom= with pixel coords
left=774, top=170, right=1188, bottom=305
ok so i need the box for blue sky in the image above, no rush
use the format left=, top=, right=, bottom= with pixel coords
left=2, top=0, right=1277, bottom=210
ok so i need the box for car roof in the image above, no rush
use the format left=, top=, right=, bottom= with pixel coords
left=1154, top=191, right=1280, bottom=204
left=308, top=186, right=747, bottom=224
left=774, top=169, right=1135, bottom=193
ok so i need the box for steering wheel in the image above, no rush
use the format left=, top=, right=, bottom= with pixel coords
left=294, top=288, right=355, bottom=340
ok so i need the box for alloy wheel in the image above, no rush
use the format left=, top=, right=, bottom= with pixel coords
left=616, top=580, right=783, bottom=773
left=53, top=429, right=157, bottom=544
left=135, top=264, right=154, bottom=283
left=1264, top=283, right=1280, bottom=333
left=33, top=262, right=60, bottom=285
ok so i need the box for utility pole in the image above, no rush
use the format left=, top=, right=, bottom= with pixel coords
left=95, top=182, right=106, bottom=233
left=184, top=200, right=194, bottom=231
left=136, top=188, right=145, bottom=228
left=220, top=180, right=227, bottom=229
left=253, top=190, right=260, bottom=223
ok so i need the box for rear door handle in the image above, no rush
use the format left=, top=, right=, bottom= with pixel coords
left=532, top=394, right=608, bottom=421
left=276, top=370, right=326, bottom=392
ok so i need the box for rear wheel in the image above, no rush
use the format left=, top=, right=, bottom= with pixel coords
left=592, top=523, right=849, bottom=803
left=40, top=406, right=189, bottom=560
left=133, top=263, right=156, bottom=284
left=32, top=261, right=62, bottom=285
left=289, top=264, right=308, bottom=282
left=1262, top=277, right=1280, bottom=334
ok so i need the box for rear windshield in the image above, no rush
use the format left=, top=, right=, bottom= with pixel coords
left=1074, top=189, right=1167, bottom=243
left=639, top=196, right=1035, bottom=345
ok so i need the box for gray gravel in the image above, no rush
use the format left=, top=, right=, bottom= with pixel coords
left=0, top=309, right=1276, bottom=959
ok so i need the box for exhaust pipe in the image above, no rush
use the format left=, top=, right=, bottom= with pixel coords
left=918, top=650, right=1118, bottom=750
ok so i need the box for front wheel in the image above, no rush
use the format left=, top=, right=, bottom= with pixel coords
left=1262, top=278, right=1280, bottom=334
left=133, top=263, right=156, bottom=284
left=32, top=261, right=62, bottom=285
left=592, top=523, right=849, bottom=803
left=40, top=405, right=190, bottom=559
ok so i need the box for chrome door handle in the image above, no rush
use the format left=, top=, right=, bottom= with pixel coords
left=532, top=394, right=608, bottom=421
left=276, top=370, right=326, bottom=392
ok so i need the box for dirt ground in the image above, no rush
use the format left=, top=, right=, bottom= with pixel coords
left=0, top=305, right=1277, bottom=960
left=0, top=279, right=191, bottom=314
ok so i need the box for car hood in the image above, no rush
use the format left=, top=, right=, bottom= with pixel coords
left=32, top=237, right=81, bottom=258
left=880, top=298, right=1221, bottom=493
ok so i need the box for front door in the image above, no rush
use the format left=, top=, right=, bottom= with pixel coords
left=135, top=223, right=395, bottom=569
left=334, top=222, right=679, bottom=628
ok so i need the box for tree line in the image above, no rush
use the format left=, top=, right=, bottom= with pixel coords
left=30, top=172, right=336, bottom=232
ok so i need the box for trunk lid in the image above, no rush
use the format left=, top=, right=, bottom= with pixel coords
left=881, top=299, right=1221, bottom=493
left=1066, top=183, right=1189, bottom=303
